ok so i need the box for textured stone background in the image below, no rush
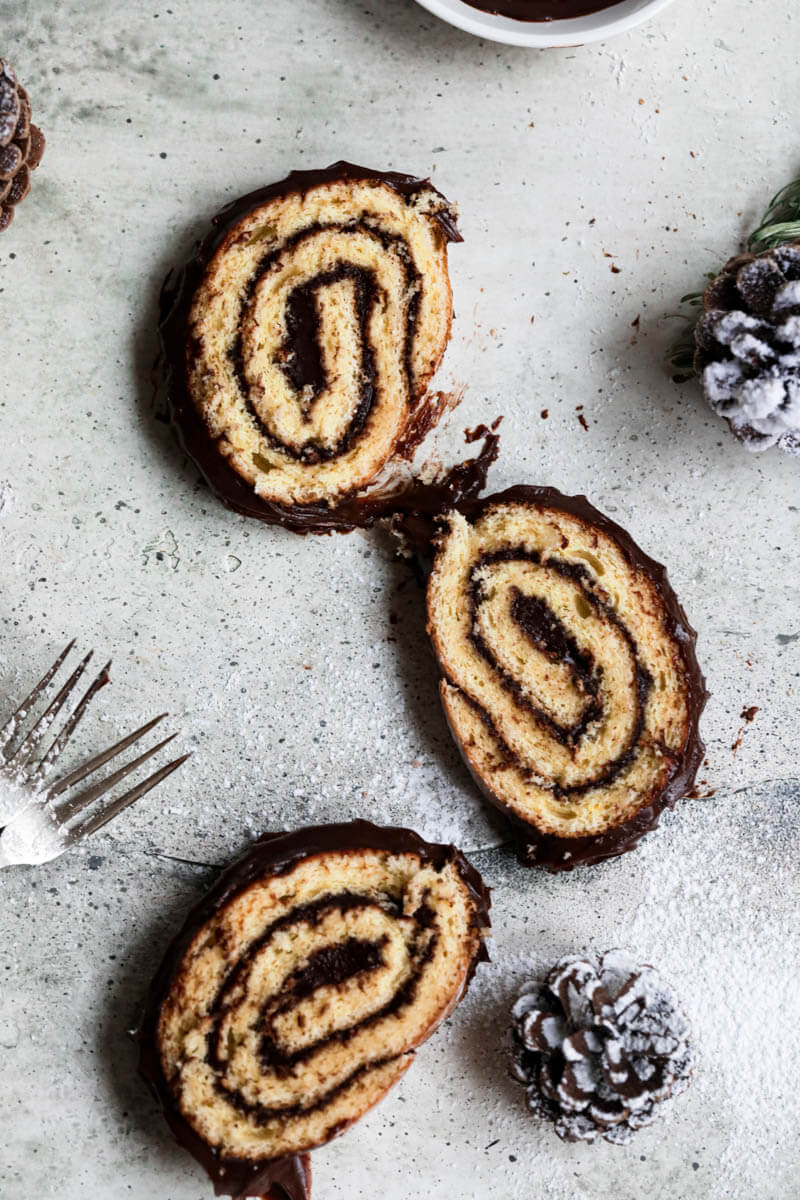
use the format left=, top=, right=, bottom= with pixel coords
left=0, top=1, right=798, bottom=1197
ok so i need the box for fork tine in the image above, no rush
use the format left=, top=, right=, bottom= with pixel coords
left=31, top=660, right=115, bottom=783
left=69, top=753, right=191, bottom=842
left=7, top=651, right=103, bottom=772
left=46, top=712, right=169, bottom=799
left=54, top=731, right=180, bottom=821
left=0, top=639, right=76, bottom=754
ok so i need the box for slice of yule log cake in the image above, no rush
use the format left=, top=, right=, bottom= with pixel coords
left=161, top=162, right=462, bottom=533
left=139, top=821, right=490, bottom=1198
left=425, top=487, right=708, bottom=870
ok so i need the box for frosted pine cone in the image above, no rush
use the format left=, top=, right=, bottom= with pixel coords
left=510, top=950, right=693, bottom=1145
left=695, top=242, right=800, bottom=456
left=0, top=59, right=45, bottom=232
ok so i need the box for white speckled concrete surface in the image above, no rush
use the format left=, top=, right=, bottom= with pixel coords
left=0, top=0, right=798, bottom=1196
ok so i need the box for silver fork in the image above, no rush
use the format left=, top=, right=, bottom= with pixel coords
left=0, top=641, right=189, bottom=868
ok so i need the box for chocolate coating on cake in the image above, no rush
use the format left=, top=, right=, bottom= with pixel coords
left=139, top=822, right=490, bottom=1193
left=160, top=163, right=466, bottom=532
left=391, top=421, right=502, bottom=566
left=426, top=487, right=708, bottom=870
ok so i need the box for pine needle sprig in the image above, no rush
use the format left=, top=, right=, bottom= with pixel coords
left=748, top=177, right=800, bottom=252
left=665, top=287, right=710, bottom=381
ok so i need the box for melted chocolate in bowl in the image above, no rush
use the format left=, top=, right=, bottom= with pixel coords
left=461, top=0, right=618, bottom=19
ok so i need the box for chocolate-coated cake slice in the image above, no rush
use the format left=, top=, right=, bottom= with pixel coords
left=162, top=162, right=461, bottom=532
left=140, top=822, right=490, bottom=1195
left=426, top=488, right=707, bottom=869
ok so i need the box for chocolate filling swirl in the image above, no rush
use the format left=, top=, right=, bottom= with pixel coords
left=202, top=889, right=438, bottom=1124
left=223, top=223, right=422, bottom=466
left=466, top=548, right=653, bottom=792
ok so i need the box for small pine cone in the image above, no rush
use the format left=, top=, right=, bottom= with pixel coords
left=510, top=950, right=693, bottom=1146
left=694, top=242, right=800, bottom=456
left=0, top=58, right=45, bottom=232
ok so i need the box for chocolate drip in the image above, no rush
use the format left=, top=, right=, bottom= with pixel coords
left=160, top=162, right=468, bottom=533
left=138, top=822, right=491, bottom=1194
left=216, top=1153, right=311, bottom=1200
left=391, top=420, right=502, bottom=562
left=461, top=0, right=620, bottom=20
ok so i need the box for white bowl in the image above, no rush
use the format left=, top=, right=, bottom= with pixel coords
left=413, top=0, right=677, bottom=47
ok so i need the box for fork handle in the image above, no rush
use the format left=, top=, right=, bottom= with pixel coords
left=0, top=804, right=64, bottom=868
left=0, top=783, right=35, bottom=828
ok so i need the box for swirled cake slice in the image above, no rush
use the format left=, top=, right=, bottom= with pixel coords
left=426, top=487, right=707, bottom=869
left=162, top=163, right=461, bottom=531
left=140, top=822, right=490, bottom=1195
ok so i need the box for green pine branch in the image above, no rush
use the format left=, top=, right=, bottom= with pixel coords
left=664, top=287, right=710, bottom=381
left=748, top=177, right=800, bottom=251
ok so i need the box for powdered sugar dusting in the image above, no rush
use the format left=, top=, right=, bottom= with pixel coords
left=627, top=787, right=800, bottom=1193
left=349, top=779, right=800, bottom=1200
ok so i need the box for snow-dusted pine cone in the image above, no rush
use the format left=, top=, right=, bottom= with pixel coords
left=0, top=59, right=45, bottom=232
left=695, top=242, right=800, bottom=456
left=510, top=950, right=693, bottom=1145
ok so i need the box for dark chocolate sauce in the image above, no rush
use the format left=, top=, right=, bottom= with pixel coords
left=138, top=822, right=491, bottom=1196
left=417, top=487, right=709, bottom=872
left=160, top=162, right=471, bottom=534
left=461, top=0, right=620, bottom=20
